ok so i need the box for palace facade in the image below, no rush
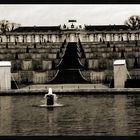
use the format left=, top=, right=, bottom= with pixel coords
left=0, top=20, right=140, bottom=87
left=0, top=21, right=140, bottom=43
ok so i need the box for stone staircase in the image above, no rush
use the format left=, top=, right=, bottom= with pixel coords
left=49, top=42, right=91, bottom=84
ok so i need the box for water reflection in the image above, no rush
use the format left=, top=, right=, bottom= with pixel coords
left=0, top=96, right=12, bottom=135
left=126, top=95, right=140, bottom=135
left=0, top=94, right=140, bottom=136
left=113, top=95, right=129, bottom=135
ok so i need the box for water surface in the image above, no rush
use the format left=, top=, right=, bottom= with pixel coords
left=0, top=94, right=140, bottom=136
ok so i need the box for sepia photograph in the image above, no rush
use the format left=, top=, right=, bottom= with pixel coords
left=0, top=4, right=140, bottom=137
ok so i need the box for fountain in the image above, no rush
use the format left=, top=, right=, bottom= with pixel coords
left=40, top=88, right=63, bottom=107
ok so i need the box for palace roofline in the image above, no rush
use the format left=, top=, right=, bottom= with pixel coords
left=9, top=24, right=130, bottom=33
left=10, top=26, right=61, bottom=32
left=85, top=25, right=129, bottom=31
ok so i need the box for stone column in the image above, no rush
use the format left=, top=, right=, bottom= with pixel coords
left=114, top=34, right=118, bottom=41
left=43, top=35, right=47, bottom=42
left=106, top=34, right=109, bottom=41
left=89, top=34, right=93, bottom=42
left=52, top=34, right=56, bottom=42
left=95, top=34, right=97, bottom=42
left=131, top=33, right=135, bottom=40
left=11, top=35, right=15, bottom=42
left=27, top=35, right=31, bottom=42
left=2, top=35, right=7, bottom=42
left=18, top=35, right=22, bottom=42
left=124, top=33, right=127, bottom=41
left=38, top=35, right=41, bottom=43
left=104, top=33, right=107, bottom=41
left=36, top=35, right=40, bottom=42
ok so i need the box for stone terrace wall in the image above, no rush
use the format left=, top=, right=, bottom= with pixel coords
left=81, top=41, right=140, bottom=83
left=0, top=42, right=62, bottom=85
left=1, top=41, right=140, bottom=85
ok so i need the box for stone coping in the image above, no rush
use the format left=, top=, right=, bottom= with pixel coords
left=0, top=88, right=140, bottom=95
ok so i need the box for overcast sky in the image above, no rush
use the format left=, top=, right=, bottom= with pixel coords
left=0, top=4, right=140, bottom=26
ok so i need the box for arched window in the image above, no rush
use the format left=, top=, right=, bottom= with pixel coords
left=71, top=23, right=74, bottom=28
left=63, top=24, right=66, bottom=29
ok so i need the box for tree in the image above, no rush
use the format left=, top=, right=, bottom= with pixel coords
left=134, top=57, right=139, bottom=68
left=6, top=42, right=8, bottom=48
left=121, top=50, right=125, bottom=58
left=113, top=45, right=116, bottom=52
left=135, top=40, right=138, bottom=46
left=15, top=39, right=17, bottom=45
left=26, top=46, right=29, bottom=53
left=34, top=42, right=36, bottom=48
left=103, top=39, right=105, bottom=44
left=0, top=20, right=20, bottom=34
left=15, top=52, right=18, bottom=59
left=0, top=20, right=9, bottom=33
left=127, top=38, right=129, bottom=43
left=107, top=42, right=110, bottom=47
left=125, top=15, right=140, bottom=30
left=121, top=37, right=123, bottom=41
left=10, top=22, right=21, bottom=31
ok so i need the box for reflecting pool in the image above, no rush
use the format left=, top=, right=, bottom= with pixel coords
left=0, top=94, right=140, bottom=136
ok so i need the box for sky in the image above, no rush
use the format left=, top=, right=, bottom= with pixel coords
left=0, top=4, right=140, bottom=26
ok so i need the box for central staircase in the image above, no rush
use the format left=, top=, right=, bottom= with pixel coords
left=49, top=42, right=90, bottom=84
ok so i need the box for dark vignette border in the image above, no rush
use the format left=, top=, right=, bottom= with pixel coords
left=0, top=0, right=140, bottom=4
left=0, top=1, right=140, bottom=140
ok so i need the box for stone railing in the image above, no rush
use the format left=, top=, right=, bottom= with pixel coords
left=79, top=70, right=91, bottom=82
left=47, top=70, right=59, bottom=82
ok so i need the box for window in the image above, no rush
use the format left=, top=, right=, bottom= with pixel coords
left=63, top=24, right=66, bottom=29
left=71, top=24, right=74, bottom=28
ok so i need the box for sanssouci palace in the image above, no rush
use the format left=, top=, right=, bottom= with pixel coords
left=0, top=20, right=140, bottom=88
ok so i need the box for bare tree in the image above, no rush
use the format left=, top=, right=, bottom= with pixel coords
left=125, top=15, right=140, bottom=30
left=10, top=22, right=21, bottom=31
left=0, top=20, right=21, bottom=34
left=0, top=20, right=9, bottom=33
